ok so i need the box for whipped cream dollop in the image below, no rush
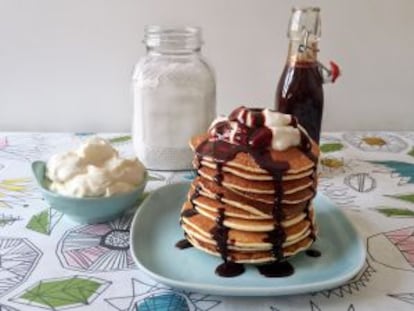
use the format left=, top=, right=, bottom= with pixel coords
left=46, top=137, right=145, bottom=197
left=209, top=106, right=306, bottom=151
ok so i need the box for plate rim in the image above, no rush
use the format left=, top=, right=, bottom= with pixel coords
left=130, top=182, right=366, bottom=296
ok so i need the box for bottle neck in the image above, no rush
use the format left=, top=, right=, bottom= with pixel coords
left=286, top=39, right=319, bottom=66
left=286, top=6, right=321, bottom=66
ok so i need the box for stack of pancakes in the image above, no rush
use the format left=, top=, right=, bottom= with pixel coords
left=179, top=107, right=319, bottom=266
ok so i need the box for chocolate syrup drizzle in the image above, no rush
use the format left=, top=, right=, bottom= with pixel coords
left=210, top=208, right=245, bottom=277
left=179, top=107, right=319, bottom=277
left=181, top=186, right=201, bottom=219
left=181, top=209, right=198, bottom=218
left=214, top=163, right=224, bottom=186
left=211, top=209, right=228, bottom=258
left=215, top=192, right=224, bottom=203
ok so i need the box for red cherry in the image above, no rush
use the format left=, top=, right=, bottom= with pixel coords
left=229, top=106, right=247, bottom=123
left=249, top=128, right=272, bottom=148
left=249, top=110, right=265, bottom=127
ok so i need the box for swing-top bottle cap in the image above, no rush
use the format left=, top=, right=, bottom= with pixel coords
left=288, top=6, right=321, bottom=41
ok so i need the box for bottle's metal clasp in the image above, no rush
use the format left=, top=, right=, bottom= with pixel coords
left=298, top=29, right=320, bottom=53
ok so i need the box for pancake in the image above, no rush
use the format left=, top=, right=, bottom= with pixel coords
left=194, top=177, right=315, bottom=208
left=196, top=158, right=314, bottom=181
left=228, top=186, right=316, bottom=205
left=198, top=166, right=314, bottom=194
left=182, top=223, right=311, bottom=251
left=188, top=188, right=309, bottom=220
left=182, top=200, right=308, bottom=231
left=189, top=189, right=271, bottom=219
left=181, top=207, right=313, bottom=248
left=190, top=134, right=319, bottom=175
left=187, top=235, right=314, bottom=264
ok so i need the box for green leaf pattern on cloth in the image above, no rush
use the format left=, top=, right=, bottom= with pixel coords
left=408, top=147, right=414, bottom=157
left=26, top=209, right=49, bottom=234
left=375, top=207, right=414, bottom=217
left=320, top=143, right=344, bottom=153
left=108, top=135, right=131, bottom=144
left=386, top=194, right=414, bottom=204
left=21, top=278, right=99, bottom=307
left=26, top=208, right=62, bottom=235
left=12, top=276, right=110, bottom=309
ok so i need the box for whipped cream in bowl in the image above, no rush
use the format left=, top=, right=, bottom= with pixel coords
left=32, top=137, right=148, bottom=224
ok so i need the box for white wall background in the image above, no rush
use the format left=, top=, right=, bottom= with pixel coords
left=1, top=0, right=413, bottom=132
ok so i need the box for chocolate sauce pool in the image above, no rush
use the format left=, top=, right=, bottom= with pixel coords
left=176, top=108, right=320, bottom=278
left=175, top=239, right=193, bottom=249
left=257, top=261, right=294, bottom=277
left=305, top=249, right=321, bottom=257
left=216, top=261, right=245, bottom=277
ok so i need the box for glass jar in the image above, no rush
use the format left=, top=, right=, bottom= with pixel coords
left=132, top=26, right=216, bottom=170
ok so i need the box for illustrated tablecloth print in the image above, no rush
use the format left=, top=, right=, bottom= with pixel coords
left=0, top=132, right=414, bottom=311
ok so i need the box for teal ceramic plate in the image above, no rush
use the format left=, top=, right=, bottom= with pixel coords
left=130, top=183, right=365, bottom=296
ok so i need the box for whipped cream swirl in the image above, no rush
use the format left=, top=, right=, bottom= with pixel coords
left=209, top=106, right=306, bottom=151
left=47, top=137, right=146, bottom=197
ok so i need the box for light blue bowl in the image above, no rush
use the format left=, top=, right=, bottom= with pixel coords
left=32, top=161, right=147, bottom=224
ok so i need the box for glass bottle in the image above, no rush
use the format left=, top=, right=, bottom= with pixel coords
left=275, top=7, right=339, bottom=143
left=132, top=26, right=216, bottom=170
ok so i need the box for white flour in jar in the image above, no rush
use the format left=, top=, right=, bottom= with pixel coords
left=132, top=58, right=215, bottom=170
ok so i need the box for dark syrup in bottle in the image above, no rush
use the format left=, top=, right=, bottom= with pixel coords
left=276, top=61, right=323, bottom=143
left=275, top=7, right=339, bottom=143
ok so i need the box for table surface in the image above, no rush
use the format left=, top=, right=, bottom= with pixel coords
left=0, top=132, right=413, bottom=311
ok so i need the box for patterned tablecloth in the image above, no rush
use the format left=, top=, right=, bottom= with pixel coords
left=0, top=132, right=414, bottom=311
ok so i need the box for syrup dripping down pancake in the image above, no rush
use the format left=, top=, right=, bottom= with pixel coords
left=196, top=159, right=314, bottom=181
left=186, top=234, right=314, bottom=264
left=190, top=134, right=319, bottom=175
left=182, top=200, right=308, bottom=231
left=198, top=166, right=314, bottom=194
left=194, top=177, right=315, bottom=209
left=188, top=188, right=308, bottom=220
left=181, top=207, right=313, bottom=249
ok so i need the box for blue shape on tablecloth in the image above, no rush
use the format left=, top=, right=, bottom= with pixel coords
left=370, top=160, right=414, bottom=184
left=137, top=293, right=189, bottom=311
